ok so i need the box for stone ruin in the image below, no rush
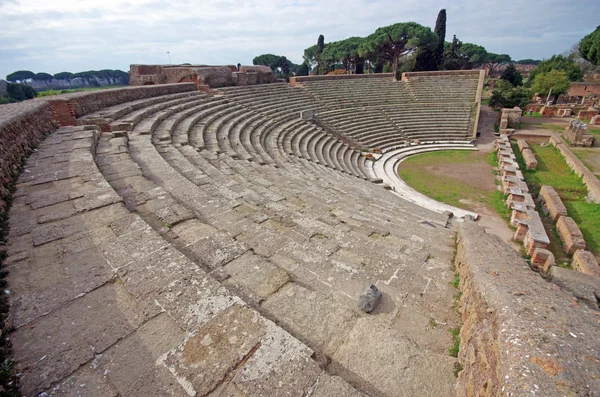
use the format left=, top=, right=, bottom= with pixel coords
left=516, top=139, right=537, bottom=170
left=497, top=106, right=522, bottom=135
left=129, top=64, right=274, bottom=89
left=496, top=135, right=549, bottom=255
left=564, top=119, right=595, bottom=147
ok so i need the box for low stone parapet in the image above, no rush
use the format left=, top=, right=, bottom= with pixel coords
left=455, top=221, right=600, bottom=396
left=572, top=249, right=600, bottom=276
left=539, top=185, right=568, bottom=222
left=550, top=136, right=600, bottom=204
left=557, top=216, right=586, bottom=255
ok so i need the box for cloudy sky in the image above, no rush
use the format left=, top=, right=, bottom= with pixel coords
left=0, top=0, right=598, bottom=79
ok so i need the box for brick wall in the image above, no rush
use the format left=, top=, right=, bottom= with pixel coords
left=568, top=82, right=600, bottom=97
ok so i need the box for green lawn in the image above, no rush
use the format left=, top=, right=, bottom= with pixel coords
left=37, top=85, right=127, bottom=97
left=398, top=150, right=500, bottom=213
left=512, top=143, right=600, bottom=258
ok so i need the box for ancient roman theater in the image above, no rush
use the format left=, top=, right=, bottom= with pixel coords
left=0, top=65, right=599, bottom=397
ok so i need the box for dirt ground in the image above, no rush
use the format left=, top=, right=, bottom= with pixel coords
left=473, top=105, right=520, bottom=249
left=424, top=157, right=497, bottom=191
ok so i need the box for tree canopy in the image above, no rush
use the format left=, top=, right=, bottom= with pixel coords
left=32, top=72, right=54, bottom=81
left=5, top=83, right=38, bottom=101
left=414, top=9, right=446, bottom=72
left=6, top=70, right=35, bottom=82
left=579, top=25, right=600, bottom=65
left=252, top=54, right=295, bottom=78
left=489, top=80, right=531, bottom=110
left=484, top=53, right=512, bottom=74
left=322, top=37, right=365, bottom=74
left=359, top=22, right=436, bottom=78
left=54, top=72, right=74, bottom=80
left=501, top=64, right=523, bottom=87
left=516, top=59, right=541, bottom=65
left=531, top=70, right=571, bottom=96
left=296, top=62, right=310, bottom=76
left=252, top=54, right=281, bottom=69
left=528, top=55, right=583, bottom=82
left=434, top=9, right=446, bottom=68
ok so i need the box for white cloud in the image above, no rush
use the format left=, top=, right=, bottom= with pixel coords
left=0, top=0, right=598, bottom=78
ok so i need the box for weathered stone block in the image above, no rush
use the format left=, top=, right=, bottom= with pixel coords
left=521, top=148, right=537, bottom=170
left=572, top=249, right=600, bottom=276
left=531, top=248, right=555, bottom=273
left=556, top=216, right=586, bottom=255
left=517, top=139, right=529, bottom=152
left=539, top=185, right=568, bottom=222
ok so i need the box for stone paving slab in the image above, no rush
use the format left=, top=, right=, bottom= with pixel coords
left=12, top=281, right=148, bottom=395
left=331, top=318, right=457, bottom=397
left=261, top=283, right=358, bottom=357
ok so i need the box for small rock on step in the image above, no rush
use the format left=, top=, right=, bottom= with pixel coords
left=359, top=284, right=382, bottom=313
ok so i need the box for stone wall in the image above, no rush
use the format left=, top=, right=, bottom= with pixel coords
left=550, top=135, right=600, bottom=203
left=0, top=101, right=57, bottom=215
left=455, top=221, right=600, bottom=396
left=45, top=83, right=197, bottom=123
left=289, top=73, right=394, bottom=85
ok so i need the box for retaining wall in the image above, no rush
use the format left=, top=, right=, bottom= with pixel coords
left=0, top=102, right=57, bottom=214
left=550, top=135, right=600, bottom=203
left=455, top=221, right=600, bottom=396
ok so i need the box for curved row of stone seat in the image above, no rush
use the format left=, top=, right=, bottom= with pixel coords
left=372, top=141, right=479, bottom=219
left=216, top=86, right=373, bottom=177
left=6, top=122, right=380, bottom=396
left=90, top=104, right=461, bottom=396
left=78, top=90, right=208, bottom=125
left=104, top=87, right=371, bottom=180
left=301, top=78, right=413, bottom=106
left=404, top=75, right=479, bottom=102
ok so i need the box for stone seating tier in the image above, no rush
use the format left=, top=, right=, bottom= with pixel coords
left=3, top=74, right=487, bottom=396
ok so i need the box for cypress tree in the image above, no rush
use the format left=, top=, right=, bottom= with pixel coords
left=434, top=9, right=446, bottom=68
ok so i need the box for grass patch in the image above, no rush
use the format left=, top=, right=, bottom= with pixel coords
left=525, top=112, right=542, bottom=117
left=529, top=123, right=565, bottom=134
left=450, top=273, right=460, bottom=288
left=448, top=327, right=461, bottom=357
left=37, top=85, right=127, bottom=97
left=565, top=201, right=600, bottom=254
left=481, top=98, right=490, bottom=106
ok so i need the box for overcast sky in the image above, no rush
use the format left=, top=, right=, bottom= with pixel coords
left=0, top=0, right=598, bottom=80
